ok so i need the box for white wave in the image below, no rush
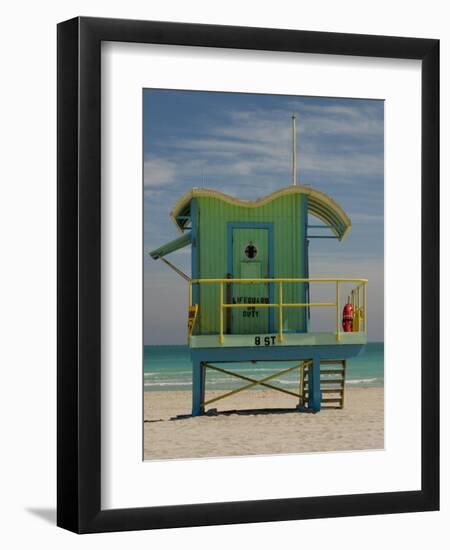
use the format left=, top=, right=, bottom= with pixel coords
left=346, top=378, right=378, bottom=385
left=144, top=377, right=381, bottom=389
left=144, top=369, right=192, bottom=375
left=144, top=381, right=192, bottom=387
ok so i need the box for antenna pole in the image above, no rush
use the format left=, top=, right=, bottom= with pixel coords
left=291, top=114, right=297, bottom=186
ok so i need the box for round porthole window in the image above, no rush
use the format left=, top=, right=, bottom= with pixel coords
left=245, top=242, right=258, bottom=259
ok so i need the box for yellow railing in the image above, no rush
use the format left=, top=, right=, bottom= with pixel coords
left=189, top=278, right=368, bottom=344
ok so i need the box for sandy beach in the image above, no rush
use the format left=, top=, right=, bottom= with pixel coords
left=144, top=386, right=384, bottom=460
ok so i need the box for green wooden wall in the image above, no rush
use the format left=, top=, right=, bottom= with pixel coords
left=194, top=194, right=308, bottom=335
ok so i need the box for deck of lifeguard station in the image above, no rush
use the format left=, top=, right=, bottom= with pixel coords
left=191, top=331, right=366, bottom=348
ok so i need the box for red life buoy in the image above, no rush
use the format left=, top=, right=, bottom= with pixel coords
left=342, top=303, right=353, bottom=332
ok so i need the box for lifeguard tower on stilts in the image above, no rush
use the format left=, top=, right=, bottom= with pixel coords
left=150, top=116, right=367, bottom=416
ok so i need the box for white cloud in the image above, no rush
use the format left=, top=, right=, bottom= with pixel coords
left=144, top=157, right=177, bottom=187
left=148, top=104, right=383, bottom=190
left=289, top=102, right=384, bottom=138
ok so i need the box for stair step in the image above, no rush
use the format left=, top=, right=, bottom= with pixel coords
left=319, top=369, right=345, bottom=375
left=301, top=361, right=346, bottom=409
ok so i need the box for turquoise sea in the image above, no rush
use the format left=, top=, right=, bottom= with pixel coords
left=144, top=342, right=384, bottom=392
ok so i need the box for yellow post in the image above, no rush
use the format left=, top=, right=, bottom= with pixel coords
left=219, top=282, right=224, bottom=344
left=341, top=360, right=346, bottom=409
left=363, top=282, right=367, bottom=333
left=278, top=281, right=283, bottom=342
left=299, top=364, right=304, bottom=407
left=336, top=281, right=340, bottom=341
left=188, top=282, right=192, bottom=344
left=356, top=285, right=362, bottom=332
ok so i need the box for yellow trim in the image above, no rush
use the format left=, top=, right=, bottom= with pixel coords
left=353, top=307, right=362, bottom=332
left=364, top=282, right=367, bottom=334
left=192, top=277, right=368, bottom=283
left=219, top=283, right=224, bottom=344
left=222, top=302, right=335, bottom=308
left=336, top=281, right=340, bottom=342
left=278, top=281, right=283, bottom=342
left=187, top=304, right=198, bottom=337
left=171, top=186, right=352, bottom=240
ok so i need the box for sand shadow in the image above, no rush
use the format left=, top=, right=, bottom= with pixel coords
left=144, top=406, right=342, bottom=423
left=168, top=406, right=316, bottom=420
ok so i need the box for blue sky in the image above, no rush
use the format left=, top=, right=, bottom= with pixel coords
left=143, top=90, right=384, bottom=344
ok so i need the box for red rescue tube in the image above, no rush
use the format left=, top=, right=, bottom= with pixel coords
left=342, top=303, right=353, bottom=332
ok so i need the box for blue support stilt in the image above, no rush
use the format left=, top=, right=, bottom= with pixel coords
left=308, top=356, right=321, bottom=412
left=192, top=359, right=205, bottom=416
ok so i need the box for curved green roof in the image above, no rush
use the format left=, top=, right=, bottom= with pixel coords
left=171, top=186, right=351, bottom=241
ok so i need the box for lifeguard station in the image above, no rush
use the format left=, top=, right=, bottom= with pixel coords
left=150, top=116, right=367, bottom=416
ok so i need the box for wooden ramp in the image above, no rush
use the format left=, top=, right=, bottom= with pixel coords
left=302, top=360, right=347, bottom=409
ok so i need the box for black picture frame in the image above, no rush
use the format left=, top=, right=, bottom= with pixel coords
left=57, top=16, right=439, bottom=533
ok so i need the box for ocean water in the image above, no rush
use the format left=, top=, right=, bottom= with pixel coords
left=144, top=342, right=384, bottom=392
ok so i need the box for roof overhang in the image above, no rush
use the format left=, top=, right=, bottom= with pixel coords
left=149, top=232, right=192, bottom=259
left=170, top=186, right=351, bottom=241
